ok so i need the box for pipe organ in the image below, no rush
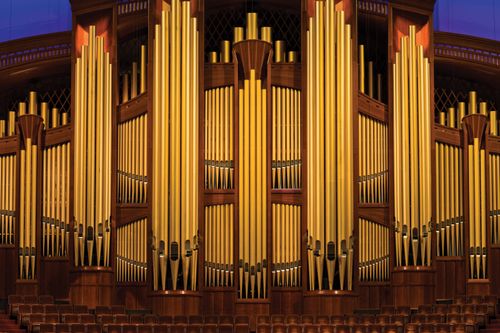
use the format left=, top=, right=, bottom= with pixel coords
left=0, top=153, right=16, bottom=245
left=205, top=204, right=234, bottom=287
left=205, top=86, right=234, bottom=190
left=306, top=0, right=354, bottom=291
left=358, top=218, right=389, bottom=281
left=358, top=114, right=388, bottom=204
left=74, top=26, right=113, bottom=267
left=118, top=114, right=148, bottom=204
left=435, top=140, right=463, bottom=256
left=238, top=64, right=268, bottom=299
left=3, top=0, right=500, bottom=314
left=393, top=26, right=431, bottom=267
left=42, top=141, right=70, bottom=257
left=151, top=0, right=199, bottom=291
left=490, top=153, right=500, bottom=245
left=463, top=112, right=488, bottom=280
left=272, top=204, right=301, bottom=287
left=17, top=94, right=43, bottom=280
left=272, top=87, right=301, bottom=189
left=117, top=219, right=147, bottom=283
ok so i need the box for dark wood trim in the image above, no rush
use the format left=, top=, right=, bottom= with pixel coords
left=117, top=93, right=148, bottom=123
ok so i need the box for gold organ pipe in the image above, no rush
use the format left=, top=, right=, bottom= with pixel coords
left=479, top=102, right=487, bottom=116
left=234, top=27, right=244, bottom=44
left=261, top=27, right=272, bottom=43
left=246, top=13, right=258, bottom=40
left=491, top=111, right=497, bottom=135
left=208, top=52, right=218, bottom=63
left=40, top=103, right=48, bottom=128
left=287, top=51, right=297, bottom=63
left=131, top=61, right=138, bottom=99
left=220, top=40, right=231, bottom=63
left=51, top=108, right=59, bottom=129
left=470, top=91, right=477, bottom=114
left=18, top=102, right=26, bottom=117
left=480, top=149, right=486, bottom=278
left=140, top=45, right=146, bottom=94
left=458, top=102, right=466, bottom=129
left=275, top=40, right=285, bottom=63
left=359, top=44, right=365, bottom=93
left=29, top=92, right=37, bottom=115
left=449, top=107, right=456, bottom=128
left=8, top=111, right=16, bottom=136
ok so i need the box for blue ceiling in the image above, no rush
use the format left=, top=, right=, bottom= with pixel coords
left=0, top=0, right=498, bottom=43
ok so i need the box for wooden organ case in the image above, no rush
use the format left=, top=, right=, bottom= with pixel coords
left=1, top=0, right=500, bottom=327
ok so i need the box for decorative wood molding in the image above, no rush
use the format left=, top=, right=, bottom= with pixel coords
left=358, top=0, right=388, bottom=17
left=0, top=32, right=71, bottom=71
left=118, top=0, right=148, bottom=15
left=435, top=32, right=500, bottom=70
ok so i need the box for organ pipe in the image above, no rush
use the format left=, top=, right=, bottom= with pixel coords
left=205, top=204, right=234, bottom=287
left=272, top=87, right=301, bottom=189
left=435, top=141, right=463, bottom=256
left=358, top=114, right=387, bottom=204
left=118, top=114, right=148, bottom=204
left=393, top=26, right=431, bottom=267
left=152, top=0, right=199, bottom=291
left=42, top=142, right=70, bottom=257
left=307, top=0, right=354, bottom=290
left=74, top=25, right=112, bottom=267
left=205, top=87, right=234, bottom=190
left=358, top=218, right=389, bottom=281
left=238, top=68, right=267, bottom=298
left=0, top=154, right=16, bottom=245
left=18, top=95, right=42, bottom=279
left=490, top=154, right=500, bottom=245
left=117, top=219, right=147, bottom=283
left=272, top=204, right=301, bottom=287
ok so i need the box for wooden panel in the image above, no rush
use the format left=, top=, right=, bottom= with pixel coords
left=358, top=207, right=389, bottom=226
left=435, top=257, right=465, bottom=300
left=69, top=269, right=113, bottom=307
left=116, top=205, right=148, bottom=226
left=466, top=279, right=490, bottom=296
left=271, top=288, right=302, bottom=314
left=358, top=93, right=388, bottom=122
left=392, top=268, right=435, bottom=307
left=44, top=125, right=72, bottom=147
left=489, top=247, right=500, bottom=296
left=434, top=124, right=461, bottom=146
left=303, top=292, right=358, bottom=315
left=15, top=280, right=39, bottom=295
left=202, top=289, right=236, bottom=315
left=358, top=282, right=392, bottom=308
left=204, top=64, right=234, bottom=89
left=150, top=292, right=202, bottom=316
left=115, top=285, right=149, bottom=310
left=117, top=93, right=148, bottom=123
left=40, top=258, right=70, bottom=299
left=0, top=247, right=17, bottom=299
left=0, top=136, right=18, bottom=155
left=271, top=64, right=301, bottom=90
